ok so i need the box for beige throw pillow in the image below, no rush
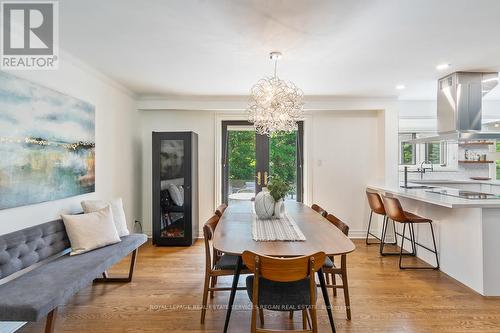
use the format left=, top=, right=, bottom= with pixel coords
left=81, top=198, right=130, bottom=237
left=62, top=206, right=121, bottom=256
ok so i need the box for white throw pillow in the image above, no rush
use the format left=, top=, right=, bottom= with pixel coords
left=62, top=206, right=121, bottom=256
left=168, top=184, right=184, bottom=206
left=81, top=198, right=130, bottom=237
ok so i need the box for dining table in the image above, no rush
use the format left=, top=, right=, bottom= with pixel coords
left=213, top=200, right=356, bottom=333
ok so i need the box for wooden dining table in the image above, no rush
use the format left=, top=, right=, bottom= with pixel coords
left=213, top=200, right=356, bottom=333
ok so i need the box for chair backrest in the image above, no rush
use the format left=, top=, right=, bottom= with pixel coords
left=366, top=190, right=386, bottom=215
left=215, top=203, right=228, bottom=217
left=242, top=251, right=325, bottom=282
left=203, top=215, right=220, bottom=269
left=326, top=214, right=349, bottom=236
left=311, top=204, right=328, bottom=218
left=381, top=195, right=407, bottom=222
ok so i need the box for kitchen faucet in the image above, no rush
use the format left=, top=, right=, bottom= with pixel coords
left=402, top=161, right=434, bottom=188
left=419, top=160, right=434, bottom=179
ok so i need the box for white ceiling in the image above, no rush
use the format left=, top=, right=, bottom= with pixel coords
left=60, top=0, right=500, bottom=99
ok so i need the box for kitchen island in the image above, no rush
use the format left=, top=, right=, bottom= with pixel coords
left=368, top=183, right=500, bottom=296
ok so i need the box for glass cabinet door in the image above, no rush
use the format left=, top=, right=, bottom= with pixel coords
left=158, top=139, right=186, bottom=239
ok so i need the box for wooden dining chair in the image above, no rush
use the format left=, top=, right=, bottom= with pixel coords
left=201, top=214, right=249, bottom=324
left=242, top=250, right=326, bottom=333
left=215, top=203, right=228, bottom=217
left=322, top=213, right=352, bottom=320
left=311, top=204, right=328, bottom=218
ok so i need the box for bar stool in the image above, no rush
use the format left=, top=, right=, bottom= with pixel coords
left=365, top=190, right=396, bottom=249
left=382, top=195, right=440, bottom=270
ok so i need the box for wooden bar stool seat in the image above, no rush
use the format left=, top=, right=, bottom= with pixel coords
left=382, top=195, right=440, bottom=270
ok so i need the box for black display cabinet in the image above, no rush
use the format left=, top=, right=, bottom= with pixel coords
left=152, top=132, right=198, bottom=246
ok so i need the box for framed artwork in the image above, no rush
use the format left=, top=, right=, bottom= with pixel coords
left=0, top=71, right=95, bottom=210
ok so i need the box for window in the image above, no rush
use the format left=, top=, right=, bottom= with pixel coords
left=399, top=133, right=449, bottom=167
left=425, top=142, right=447, bottom=166
left=399, top=133, right=416, bottom=165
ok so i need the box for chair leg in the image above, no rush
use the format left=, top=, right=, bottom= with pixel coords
left=341, top=255, right=351, bottom=320
left=302, top=309, right=308, bottom=329
left=379, top=216, right=389, bottom=255
left=399, top=222, right=440, bottom=270
left=210, top=274, right=216, bottom=299
left=308, top=307, right=319, bottom=333
left=259, top=307, right=265, bottom=327
left=366, top=210, right=385, bottom=245
left=45, top=308, right=57, bottom=333
left=366, top=211, right=374, bottom=244
left=200, top=273, right=210, bottom=324
left=430, top=222, right=440, bottom=269
left=332, top=272, right=337, bottom=297
left=381, top=220, right=414, bottom=257
left=399, top=223, right=407, bottom=268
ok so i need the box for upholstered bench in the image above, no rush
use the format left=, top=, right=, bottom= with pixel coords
left=0, top=218, right=147, bottom=333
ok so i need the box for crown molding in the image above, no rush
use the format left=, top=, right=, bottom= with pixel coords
left=59, top=50, right=137, bottom=99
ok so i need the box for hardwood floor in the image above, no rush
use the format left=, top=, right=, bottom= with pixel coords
left=19, top=240, right=500, bottom=333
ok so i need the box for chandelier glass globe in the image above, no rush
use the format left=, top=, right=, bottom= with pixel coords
left=248, top=52, right=304, bottom=136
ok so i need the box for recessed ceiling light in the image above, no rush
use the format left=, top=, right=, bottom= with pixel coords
left=396, top=84, right=405, bottom=90
left=436, top=63, right=451, bottom=70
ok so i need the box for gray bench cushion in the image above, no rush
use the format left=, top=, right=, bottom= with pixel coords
left=0, top=233, right=147, bottom=322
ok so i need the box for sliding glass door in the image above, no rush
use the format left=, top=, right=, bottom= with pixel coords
left=222, top=121, right=303, bottom=204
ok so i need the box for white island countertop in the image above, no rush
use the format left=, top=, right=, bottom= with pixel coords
left=367, top=183, right=500, bottom=208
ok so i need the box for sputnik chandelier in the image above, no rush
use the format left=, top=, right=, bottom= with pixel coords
left=248, top=52, right=304, bottom=136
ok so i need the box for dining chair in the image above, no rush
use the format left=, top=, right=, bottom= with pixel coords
left=322, top=214, right=352, bottom=320
left=200, top=214, right=249, bottom=324
left=242, top=250, right=326, bottom=333
left=215, top=203, right=228, bottom=217
left=311, top=204, right=328, bottom=218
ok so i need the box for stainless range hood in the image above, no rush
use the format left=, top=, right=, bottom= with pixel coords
left=409, top=72, right=500, bottom=143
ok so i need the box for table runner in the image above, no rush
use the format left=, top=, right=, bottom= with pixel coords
left=252, top=214, right=306, bottom=241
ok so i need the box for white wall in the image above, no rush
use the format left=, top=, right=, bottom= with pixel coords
left=0, top=53, right=140, bottom=235
left=308, top=110, right=385, bottom=238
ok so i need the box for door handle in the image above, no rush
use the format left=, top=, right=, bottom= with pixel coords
left=256, top=171, right=261, bottom=185
left=264, top=171, right=268, bottom=186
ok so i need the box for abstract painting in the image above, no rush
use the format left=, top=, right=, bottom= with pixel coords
left=0, top=71, right=95, bottom=210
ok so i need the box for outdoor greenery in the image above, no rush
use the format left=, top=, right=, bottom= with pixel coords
left=227, top=130, right=297, bottom=194
left=228, top=131, right=256, bottom=183
left=270, top=131, right=297, bottom=187
left=426, top=142, right=440, bottom=164
left=401, top=142, right=414, bottom=164
left=268, top=177, right=292, bottom=201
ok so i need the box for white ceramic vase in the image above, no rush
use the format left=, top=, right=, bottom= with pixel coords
left=254, top=187, right=275, bottom=219
left=274, top=199, right=285, bottom=218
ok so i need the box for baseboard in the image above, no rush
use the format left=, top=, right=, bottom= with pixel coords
left=348, top=229, right=371, bottom=239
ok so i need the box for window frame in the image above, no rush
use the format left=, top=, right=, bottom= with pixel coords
left=398, top=132, right=456, bottom=172
left=399, top=133, right=417, bottom=165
